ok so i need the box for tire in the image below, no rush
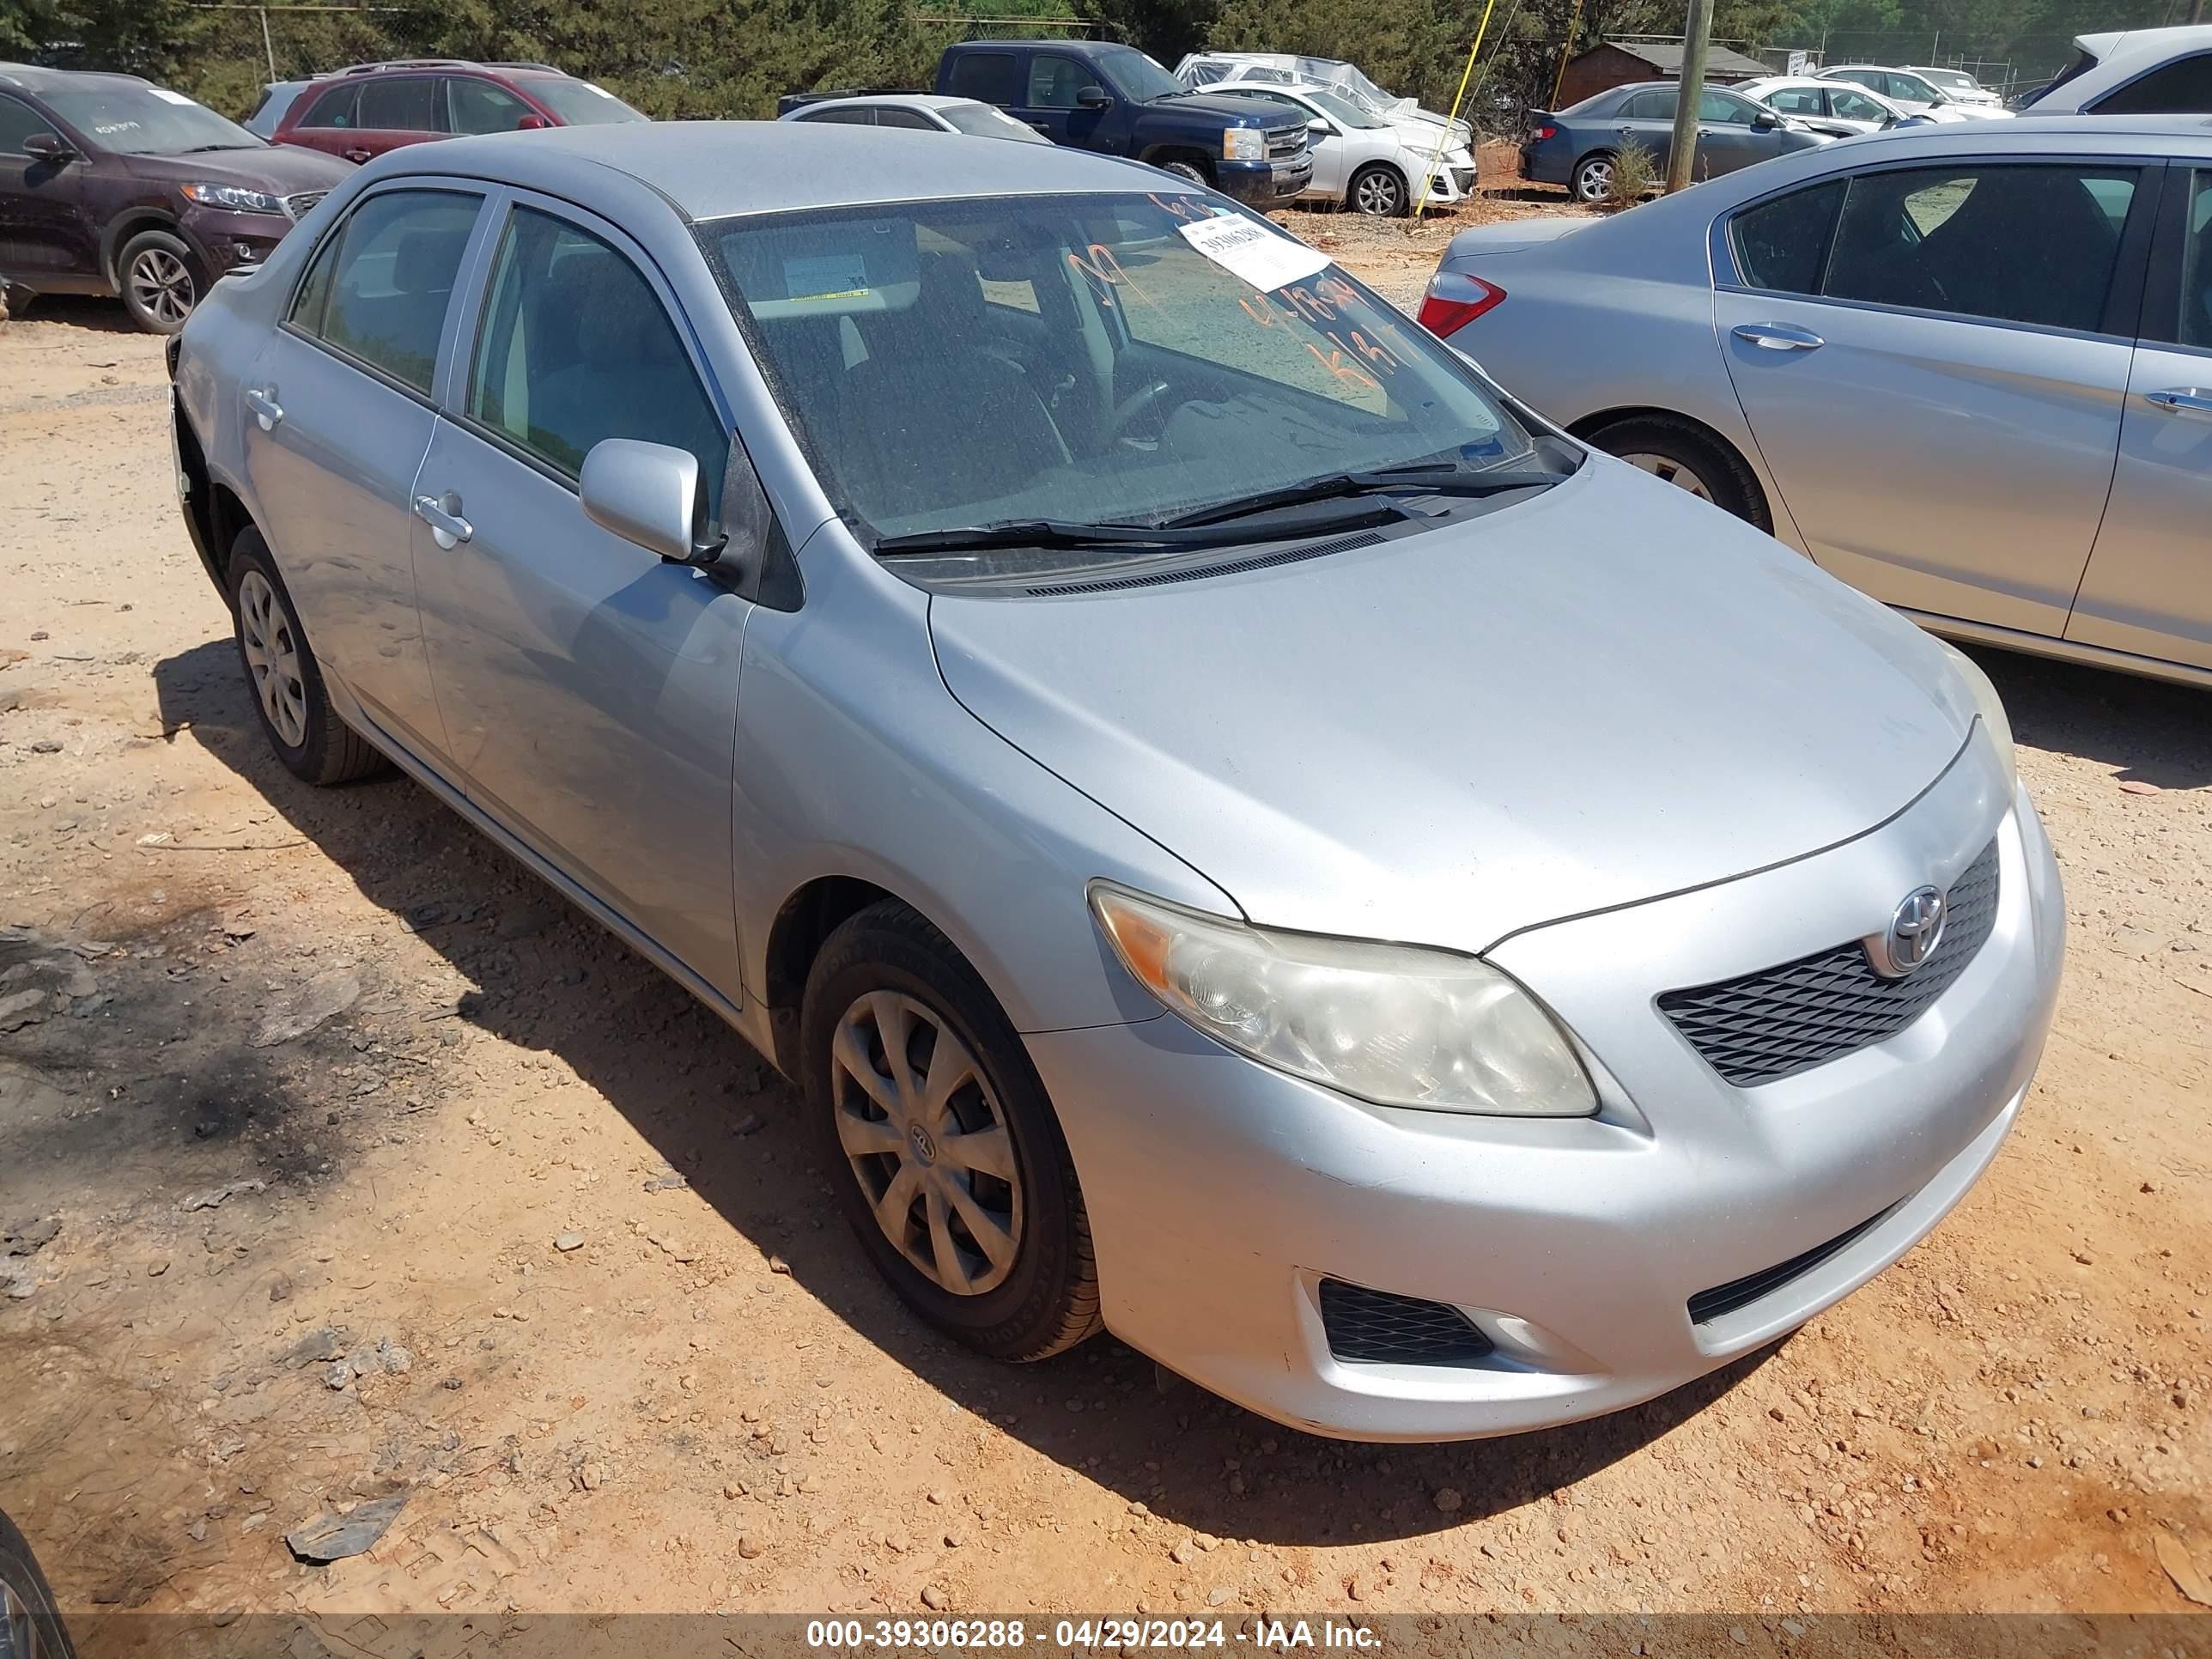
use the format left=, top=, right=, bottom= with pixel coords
left=116, top=228, right=201, bottom=335
left=227, top=530, right=389, bottom=785
left=0, top=1505, right=78, bottom=1659
left=1570, top=152, right=1618, bottom=204
left=802, top=899, right=1101, bottom=1363
left=1158, top=160, right=1209, bottom=185
left=1349, top=163, right=1409, bottom=218
left=1587, top=414, right=1770, bottom=531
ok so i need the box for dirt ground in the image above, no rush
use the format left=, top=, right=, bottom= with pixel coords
left=1, top=210, right=2209, bottom=1634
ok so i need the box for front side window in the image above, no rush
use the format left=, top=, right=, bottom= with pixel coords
left=356, top=75, right=438, bottom=131
left=0, top=94, right=45, bottom=153
left=1094, top=46, right=1184, bottom=102
left=1831, top=88, right=1887, bottom=121
left=1733, top=164, right=2138, bottom=334
left=1621, top=88, right=1676, bottom=119
left=300, top=82, right=357, bottom=129
left=305, top=189, right=479, bottom=393
left=1699, top=89, right=1757, bottom=124
left=1764, top=87, right=1822, bottom=115
left=2092, top=52, right=2212, bottom=114
left=38, top=81, right=260, bottom=155
left=467, top=207, right=726, bottom=517
left=447, top=76, right=532, bottom=135
left=706, top=193, right=1560, bottom=544
left=1027, top=55, right=1104, bottom=110
left=947, top=52, right=1018, bottom=106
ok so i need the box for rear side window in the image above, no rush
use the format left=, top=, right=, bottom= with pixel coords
left=2091, top=52, right=2212, bottom=114
left=2179, top=169, right=2212, bottom=349
left=447, top=76, right=532, bottom=135
left=1621, top=89, right=1675, bottom=119
left=357, top=75, right=439, bottom=131
left=0, top=94, right=44, bottom=153
left=299, top=82, right=358, bottom=129
left=1729, top=178, right=1845, bottom=294
left=300, top=190, right=480, bottom=393
left=1827, top=166, right=2136, bottom=330
left=947, top=52, right=1018, bottom=106
left=1764, top=87, right=1822, bottom=115
left=874, top=106, right=937, bottom=131
left=798, top=106, right=875, bottom=125
left=465, top=206, right=727, bottom=517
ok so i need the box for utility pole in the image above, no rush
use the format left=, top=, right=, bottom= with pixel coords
left=2192, top=0, right=2206, bottom=27
left=1665, top=0, right=1714, bottom=193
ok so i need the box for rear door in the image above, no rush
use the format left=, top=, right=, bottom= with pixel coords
left=1609, top=88, right=1677, bottom=178
left=238, top=184, right=489, bottom=758
left=411, top=191, right=750, bottom=997
left=945, top=48, right=1023, bottom=113
left=1714, top=157, right=2152, bottom=635
left=2068, top=163, right=2212, bottom=670
left=1692, top=88, right=1770, bottom=178
left=348, top=74, right=445, bottom=158
left=0, top=93, right=95, bottom=283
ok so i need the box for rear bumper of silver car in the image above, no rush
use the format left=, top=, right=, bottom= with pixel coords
left=1029, top=759, right=2063, bottom=1441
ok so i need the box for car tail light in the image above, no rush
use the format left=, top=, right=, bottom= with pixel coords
left=1530, top=123, right=1559, bottom=141
left=1417, top=276, right=1506, bottom=337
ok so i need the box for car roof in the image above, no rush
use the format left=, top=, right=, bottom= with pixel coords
left=795, top=93, right=978, bottom=112
left=2075, top=24, right=2212, bottom=59
left=379, top=119, right=1186, bottom=217
left=0, top=61, right=149, bottom=94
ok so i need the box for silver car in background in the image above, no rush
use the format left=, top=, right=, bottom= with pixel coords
left=1423, top=116, right=2212, bottom=689
left=171, top=123, right=2061, bottom=1441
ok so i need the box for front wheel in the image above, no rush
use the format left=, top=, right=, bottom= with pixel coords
left=1349, top=163, right=1409, bottom=217
left=117, top=228, right=200, bottom=334
left=1158, top=160, right=1209, bottom=185
left=1571, top=153, right=1617, bottom=204
left=803, top=900, right=1100, bottom=1363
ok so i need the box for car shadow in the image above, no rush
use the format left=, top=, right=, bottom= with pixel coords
left=154, top=636, right=1784, bottom=1544
left=1955, top=641, right=2212, bottom=792
left=5, top=292, right=137, bottom=334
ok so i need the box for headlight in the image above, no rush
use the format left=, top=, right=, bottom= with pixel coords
left=1938, top=640, right=2016, bottom=792
left=181, top=182, right=287, bottom=215
left=1222, top=127, right=1264, bottom=161
left=1089, top=883, right=1597, bottom=1116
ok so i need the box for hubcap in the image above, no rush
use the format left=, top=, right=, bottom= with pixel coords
left=830, top=991, right=1022, bottom=1297
left=1619, top=452, right=1714, bottom=501
left=237, top=570, right=309, bottom=748
left=129, top=247, right=194, bottom=327
left=1355, top=172, right=1399, bottom=215
left=1578, top=161, right=1615, bottom=200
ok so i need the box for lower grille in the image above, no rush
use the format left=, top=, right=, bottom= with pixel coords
left=1658, top=838, right=2001, bottom=1088
left=1318, top=1278, right=1492, bottom=1365
left=1688, top=1206, right=1896, bottom=1324
left=283, top=190, right=330, bottom=221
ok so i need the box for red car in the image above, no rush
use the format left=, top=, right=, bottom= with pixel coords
left=270, top=58, right=646, bottom=164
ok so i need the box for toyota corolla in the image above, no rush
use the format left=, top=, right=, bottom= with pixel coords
left=167, top=123, right=2063, bottom=1440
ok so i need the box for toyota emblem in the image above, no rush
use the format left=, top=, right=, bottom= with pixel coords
left=1869, top=885, right=1948, bottom=979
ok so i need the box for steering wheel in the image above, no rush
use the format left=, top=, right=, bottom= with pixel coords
left=1109, top=379, right=1181, bottom=444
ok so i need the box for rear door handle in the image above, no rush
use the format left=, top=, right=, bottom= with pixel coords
left=412, top=491, right=473, bottom=550
left=2144, top=387, right=2212, bottom=417
left=343, top=147, right=373, bottom=163
left=243, top=385, right=282, bottom=430
left=1732, top=322, right=1826, bottom=352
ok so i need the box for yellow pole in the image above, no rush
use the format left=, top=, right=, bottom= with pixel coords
left=1550, top=0, right=1584, bottom=107
left=1412, top=0, right=1498, bottom=216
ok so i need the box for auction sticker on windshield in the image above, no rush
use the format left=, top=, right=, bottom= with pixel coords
left=1176, top=214, right=1331, bottom=293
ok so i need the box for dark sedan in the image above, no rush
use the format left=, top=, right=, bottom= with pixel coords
left=1521, top=80, right=1832, bottom=202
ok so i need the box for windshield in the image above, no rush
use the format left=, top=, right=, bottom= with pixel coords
left=1305, top=88, right=1385, bottom=128
left=1097, top=46, right=1186, bottom=104
left=521, top=77, right=647, bottom=125
left=943, top=101, right=1048, bottom=142
left=1917, top=69, right=1977, bottom=90
left=705, top=192, right=1557, bottom=547
left=45, top=82, right=261, bottom=154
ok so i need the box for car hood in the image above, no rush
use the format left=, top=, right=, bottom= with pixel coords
left=125, top=144, right=353, bottom=194
left=1158, top=92, right=1303, bottom=126
left=928, top=465, right=1973, bottom=951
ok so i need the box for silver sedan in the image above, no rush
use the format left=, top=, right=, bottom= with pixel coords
left=1422, top=115, right=2212, bottom=690
left=171, top=122, right=2062, bottom=1440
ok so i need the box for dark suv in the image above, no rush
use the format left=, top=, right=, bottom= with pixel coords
left=0, top=63, right=349, bottom=331
left=270, top=59, right=646, bottom=164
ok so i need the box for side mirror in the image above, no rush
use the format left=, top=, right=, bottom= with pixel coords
left=22, top=132, right=74, bottom=162
left=1308, top=116, right=1329, bottom=134
left=1751, top=109, right=1779, bottom=131
left=1076, top=85, right=1113, bottom=110
left=515, top=113, right=550, bottom=131
left=580, top=439, right=721, bottom=566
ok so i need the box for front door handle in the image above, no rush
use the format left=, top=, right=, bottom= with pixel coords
left=412, top=491, right=473, bottom=550
left=1732, top=322, right=1826, bottom=352
left=343, top=147, right=373, bottom=163
left=243, top=385, right=283, bottom=430
left=2144, top=387, right=2212, bottom=418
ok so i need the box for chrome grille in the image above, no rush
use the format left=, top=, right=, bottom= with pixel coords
left=1265, top=125, right=1307, bottom=161
left=283, top=191, right=329, bottom=222
left=1657, top=838, right=2002, bottom=1088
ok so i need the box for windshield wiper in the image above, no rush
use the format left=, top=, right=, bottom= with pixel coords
left=1159, top=465, right=1563, bottom=528
left=177, top=143, right=258, bottom=153
left=872, top=496, right=1402, bottom=557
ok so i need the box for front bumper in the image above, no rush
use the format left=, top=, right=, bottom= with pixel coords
left=179, top=205, right=298, bottom=276
left=1423, top=161, right=1480, bottom=204
left=1028, top=748, right=2063, bottom=1440
left=1217, top=155, right=1315, bottom=204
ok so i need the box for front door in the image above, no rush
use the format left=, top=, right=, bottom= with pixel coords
left=1715, top=158, right=2148, bottom=635
left=2069, top=165, right=2212, bottom=670
left=1013, top=52, right=1114, bottom=149
left=238, top=184, right=485, bottom=757
left=1610, top=87, right=1679, bottom=178
left=0, top=94, right=94, bottom=283
left=1689, top=88, right=1770, bottom=179
left=413, top=194, right=748, bottom=998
